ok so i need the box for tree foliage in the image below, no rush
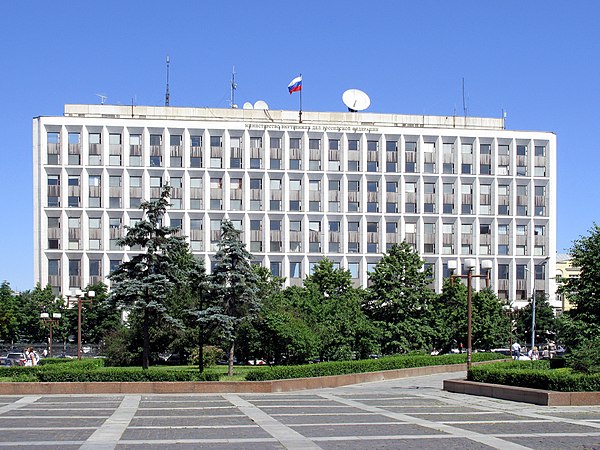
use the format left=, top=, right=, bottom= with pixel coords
left=515, top=292, right=556, bottom=348
left=364, top=243, right=436, bottom=353
left=201, top=219, right=259, bottom=376
left=561, top=223, right=600, bottom=318
left=109, top=186, right=190, bottom=369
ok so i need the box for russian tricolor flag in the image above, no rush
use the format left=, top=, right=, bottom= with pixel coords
left=288, top=75, right=302, bottom=94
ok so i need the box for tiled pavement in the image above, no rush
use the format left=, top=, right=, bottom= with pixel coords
left=1, top=372, right=600, bottom=449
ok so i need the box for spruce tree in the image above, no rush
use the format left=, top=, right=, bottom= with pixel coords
left=109, top=186, right=188, bottom=369
left=207, top=219, right=259, bottom=376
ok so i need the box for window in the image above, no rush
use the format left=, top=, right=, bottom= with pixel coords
left=405, top=141, right=417, bottom=172
left=498, top=264, right=509, bottom=280
left=289, top=261, right=301, bottom=278
left=535, top=225, right=545, bottom=236
left=88, top=175, right=101, bottom=207
left=67, top=132, right=81, bottom=164
left=126, top=134, right=140, bottom=166
left=270, top=261, right=281, bottom=277
left=461, top=143, right=473, bottom=174
left=386, top=140, right=398, bottom=171
left=535, top=145, right=546, bottom=157
left=86, top=132, right=101, bottom=165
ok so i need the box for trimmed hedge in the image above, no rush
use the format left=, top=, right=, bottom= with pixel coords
left=245, top=352, right=506, bottom=381
left=468, top=360, right=600, bottom=392
left=34, top=367, right=218, bottom=382
left=39, top=358, right=105, bottom=369
left=0, top=363, right=218, bottom=382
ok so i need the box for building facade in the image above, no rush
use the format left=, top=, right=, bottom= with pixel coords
left=33, top=104, right=557, bottom=309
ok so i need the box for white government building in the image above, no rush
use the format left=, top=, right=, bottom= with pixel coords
left=33, top=104, right=557, bottom=310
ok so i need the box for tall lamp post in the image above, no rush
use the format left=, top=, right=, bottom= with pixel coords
left=525, top=258, right=549, bottom=352
left=40, top=312, right=61, bottom=357
left=67, top=290, right=95, bottom=359
left=448, top=258, right=493, bottom=370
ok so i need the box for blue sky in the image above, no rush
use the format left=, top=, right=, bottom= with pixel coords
left=1, top=1, right=598, bottom=291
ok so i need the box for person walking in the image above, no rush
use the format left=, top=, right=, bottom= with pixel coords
left=511, top=341, right=521, bottom=359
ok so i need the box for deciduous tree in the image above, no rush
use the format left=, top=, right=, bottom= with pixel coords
left=364, top=243, right=436, bottom=353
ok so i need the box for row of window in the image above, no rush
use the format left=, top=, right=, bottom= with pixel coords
left=46, top=173, right=549, bottom=216
left=47, top=211, right=547, bottom=256
left=46, top=131, right=548, bottom=176
left=45, top=255, right=546, bottom=295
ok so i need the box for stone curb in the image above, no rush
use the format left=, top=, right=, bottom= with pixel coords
left=443, top=378, right=600, bottom=406
left=0, top=362, right=470, bottom=395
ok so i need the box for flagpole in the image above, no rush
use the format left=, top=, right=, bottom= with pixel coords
left=299, top=73, right=303, bottom=123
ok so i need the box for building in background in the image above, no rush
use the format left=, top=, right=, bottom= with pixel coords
left=555, top=253, right=580, bottom=312
left=33, top=104, right=557, bottom=310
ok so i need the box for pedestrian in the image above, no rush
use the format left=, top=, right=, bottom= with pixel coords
left=542, top=346, right=550, bottom=359
left=528, top=346, right=540, bottom=360
left=511, top=341, right=521, bottom=359
left=25, top=347, right=33, bottom=366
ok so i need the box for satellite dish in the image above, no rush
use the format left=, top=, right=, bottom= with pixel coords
left=342, top=89, right=370, bottom=112
left=243, top=102, right=254, bottom=110
left=254, top=100, right=269, bottom=110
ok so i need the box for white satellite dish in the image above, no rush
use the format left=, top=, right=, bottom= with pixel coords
left=243, top=102, right=254, bottom=109
left=254, top=100, right=269, bottom=110
left=342, top=89, right=370, bottom=112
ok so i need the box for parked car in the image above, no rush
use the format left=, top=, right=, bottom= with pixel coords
left=0, top=357, right=20, bottom=366
left=5, top=353, right=26, bottom=366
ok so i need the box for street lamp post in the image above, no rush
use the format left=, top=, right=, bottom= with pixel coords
left=448, top=259, right=492, bottom=370
left=67, top=290, right=95, bottom=359
left=40, top=312, right=61, bottom=357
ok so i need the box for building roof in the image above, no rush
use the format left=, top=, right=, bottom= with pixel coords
left=61, top=104, right=507, bottom=131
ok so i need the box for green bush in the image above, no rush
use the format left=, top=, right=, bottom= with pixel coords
left=39, top=358, right=105, bottom=369
left=245, top=352, right=505, bottom=381
left=34, top=367, right=218, bottom=382
left=1, top=363, right=218, bottom=383
left=567, top=337, right=600, bottom=374
left=468, top=360, right=600, bottom=392
left=189, top=346, right=224, bottom=368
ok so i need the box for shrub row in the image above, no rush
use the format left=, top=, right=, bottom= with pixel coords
left=0, top=364, right=218, bottom=382
left=245, top=352, right=505, bottom=381
left=468, top=360, right=600, bottom=392
left=39, top=358, right=105, bottom=368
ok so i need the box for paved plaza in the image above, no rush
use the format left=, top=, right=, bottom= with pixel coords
left=0, top=372, right=599, bottom=449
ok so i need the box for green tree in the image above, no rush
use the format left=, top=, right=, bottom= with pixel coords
left=0, top=282, right=18, bottom=342
left=364, top=243, right=436, bottom=353
left=109, top=186, right=189, bottom=369
left=303, top=259, right=377, bottom=361
left=205, top=220, right=259, bottom=376
left=558, top=223, right=600, bottom=347
left=60, top=283, right=121, bottom=347
left=515, top=292, right=556, bottom=348
left=472, top=288, right=510, bottom=350
left=432, top=279, right=468, bottom=353
left=15, top=284, right=61, bottom=344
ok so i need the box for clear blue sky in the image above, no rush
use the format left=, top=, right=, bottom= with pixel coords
left=1, top=1, right=598, bottom=291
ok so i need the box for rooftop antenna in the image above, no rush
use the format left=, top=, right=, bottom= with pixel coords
left=462, top=77, right=467, bottom=117
left=165, top=55, right=170, bottom=107
left=95, top=94, right=107, bottom=105
left=230, top=66, right=237, bottom=108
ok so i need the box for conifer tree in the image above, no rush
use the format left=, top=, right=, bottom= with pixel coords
left=109, top=186, right=188, bottom=369
left=206, top=219, right=259, bottom=376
